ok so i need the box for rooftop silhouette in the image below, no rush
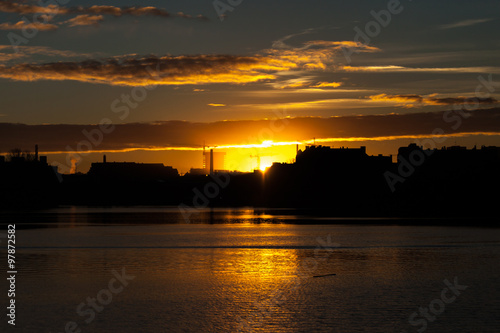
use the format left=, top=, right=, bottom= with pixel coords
left=89, top=155, right=179, bottom=181
left=1, top=144, right=499, bottom=222
left=0, top=146, right=60, bottom=209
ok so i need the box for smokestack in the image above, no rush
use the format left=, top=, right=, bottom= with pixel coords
left=35, top=144, right=38, bottom=161
left=103, top=154, right=107, bottom=163
left=210, top=149, right=214, bottom=175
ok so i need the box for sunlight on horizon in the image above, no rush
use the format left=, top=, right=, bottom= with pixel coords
left=32, top=133, right=500, bottom=174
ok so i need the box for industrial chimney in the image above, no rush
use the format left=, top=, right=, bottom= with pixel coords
left=210, top=149, right=214, bottom=175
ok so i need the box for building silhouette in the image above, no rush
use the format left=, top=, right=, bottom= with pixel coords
left=391, top=143, right=500, bottom=217
left=88, top=155, right=179, bottom=181
left=0, top=145, right=60, bottom=209
left=1, top=143, right=499, bottom=221
left=203, top=149, right=225, bottom=175
left=264, top=145, right=394, bottom=212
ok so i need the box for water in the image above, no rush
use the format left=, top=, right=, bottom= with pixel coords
left=1, top=207, right=499, bottom=332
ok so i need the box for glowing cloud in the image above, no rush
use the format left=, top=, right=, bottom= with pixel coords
left=311, top=82, right=342, bottom=88
left=0, top=1, right=208, bottom=20
left=1, top=109, right=499, bottom=154
left=0, top=54, right=296, bottom=86
left=64, top=15, right=103, bottom=27
left=0, top=1, right=60, bottom=15
left=0, top=45, right=100, bottom=62
left=370, top=94, right=498, bottom=107
left=341, top=65, right=500, bottom=74
left=0, top=20, right=58, bottom=31
left=264, top=40, right=380, bottom=70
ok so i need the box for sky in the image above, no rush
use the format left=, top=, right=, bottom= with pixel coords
left=1, top=0, right=499, bottom=173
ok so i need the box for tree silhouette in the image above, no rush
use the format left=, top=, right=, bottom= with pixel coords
left=7, top=148, right=34, bottom=162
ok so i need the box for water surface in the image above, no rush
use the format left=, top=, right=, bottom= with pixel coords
left=2, top=207, right=499, bottom=332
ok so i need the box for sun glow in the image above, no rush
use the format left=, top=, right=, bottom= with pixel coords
left=258, top=156, right=275, bottom=171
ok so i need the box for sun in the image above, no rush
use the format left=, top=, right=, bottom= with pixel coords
left=259, top=161, right=274, bottom=172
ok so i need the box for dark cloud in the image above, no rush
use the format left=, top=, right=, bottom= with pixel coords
left=371, top=94, right=498, bottom=107
left=0, top=54, right=292, bottom=86
left=0, top=1, right=209, bottom=21
left=0, top=1, right=59, bottom=15
left=439, top=18, right=493, bottom=30
left=68, top=5, right=171, bottom=18
left=263, top=40, right=380, bottom=70
left=1, top=109, right=499, bottom=153
left=427, top=96, right=498, bottom=105
left=0, top=39, right=379, bottom=86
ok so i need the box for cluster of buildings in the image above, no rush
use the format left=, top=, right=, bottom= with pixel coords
left=0, top=143, right=498, bottom=213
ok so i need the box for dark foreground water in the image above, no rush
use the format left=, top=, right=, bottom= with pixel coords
left=1, top=207, right=499, bottom=332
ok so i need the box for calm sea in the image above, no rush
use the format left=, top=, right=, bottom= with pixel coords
left=1, top=207, right=499, bottom=332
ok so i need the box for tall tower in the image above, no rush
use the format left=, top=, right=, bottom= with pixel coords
left=35, top=144, right=39, bottom=161
left=210, top=149, right=214, bottom=175
left=203, top=142, right=206, bottom=170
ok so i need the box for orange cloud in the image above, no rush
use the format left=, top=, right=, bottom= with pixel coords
left=341, top=65, right=500, bottom=74
left=342, top=65, right=406, bottom=72
left=1, top=109, right=499, bottom=153
left=0, top=20, right=58, bottom=31
left=69, top=5, right=170, bottom=17
left=0, top=45, right=99, bottom=62
left=271, top=78, right=312, bottom=89
left=311, top=81, right=342, bottom=88
left=0, top=1, right=208, bottom=20
left=264, top=40, right=380, bottom=70
left=0, top=54, right=296, bottom=86
left=64, top=14, right=103, bottom=27
left=0, top=1, right=60, bottom=15
left=370, top=93, right=498, bottom=107
left=0, top=39, right=380, bottom=86
left=270, top=77, right=343, bottom=90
